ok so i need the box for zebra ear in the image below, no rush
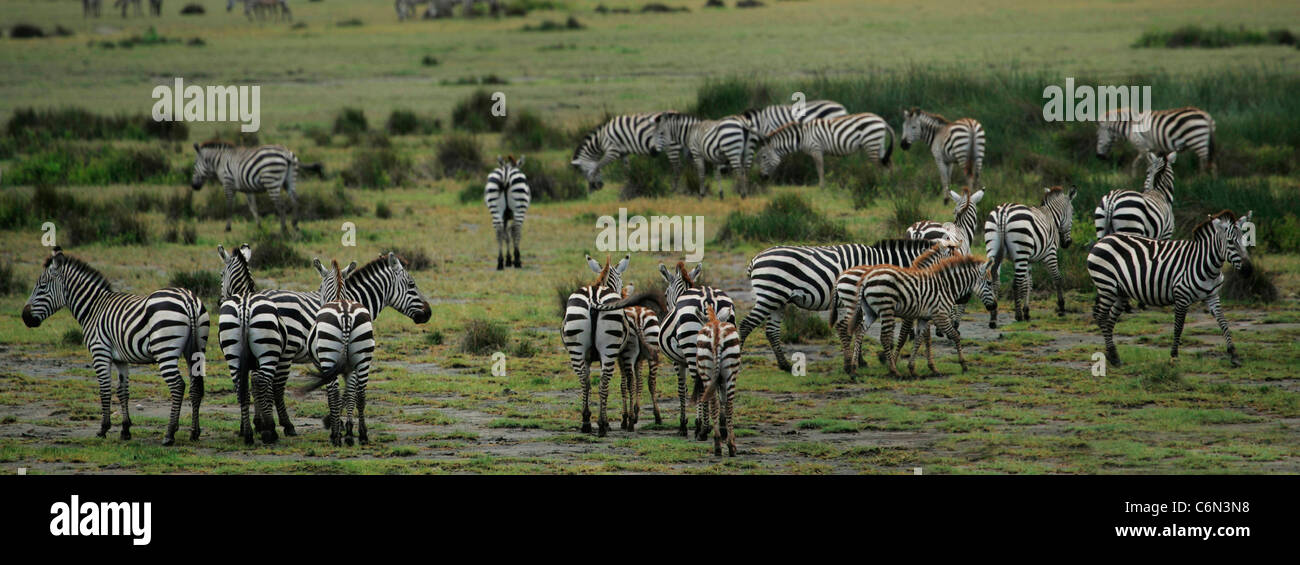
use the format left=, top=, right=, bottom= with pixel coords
left=1167, top=151, right=1178, bottom=164
left=659, top=263, right=672, bottom=281
left=615, top=254, right=630, bottom=274
left=516, top=156, right=526, bottom=168
left=385, top=252, right=401, bottom=271
left=313, top=258, right=327, bottom=277
left=344, top=261, right=359, bottom=278
left=948, top=190, right=961, bottom=203
left=217, top=245, right=229, bottom=261
left=689, top=264, right=702, bottom=282
left=587, top=254, right=603, bottom=273
left=193, top=143, right=200, bottom=153
left=239, top=243, right=251, bottom=261
left=1069, top=185, right=1079, bottom=200
left=971, top=189, right=985, bottom=204
left=496, top=155, right=505, bottom=167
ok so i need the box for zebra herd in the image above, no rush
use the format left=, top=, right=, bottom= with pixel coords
left=21, top=245, right=429, bottom=446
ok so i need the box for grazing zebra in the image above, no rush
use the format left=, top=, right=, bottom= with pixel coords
left=696, top=304, right=741, bottom=457
left=832, top=239, right=962, bottom=376
left=1096, top=106, right=1215, bottom=175
left=22, top=248, right=210, bottom=445
left=191, top=142, right=321, bottom=234
left=84, top=0, right=102, bottom=17
left=1088, top=211, right=1252, bottom=367
left=739, top=239, right=947, bottom=371
left=1095, top=151, right=1177, bottom=241
left=900, top=108, right=986, bottom=202
left=984, top=186, right=1078, bottom=327
left=216, top=244, right=287, bottom=445
left=302, top=260, right=376, bottom=447
left=485, top=155, right=530, bottom=270
left=570, top=112, right=663, bottom=192
left=684, top=116, right=762, bottom=199
left=596, top=262, right=736, bottom=439
left=255, top=252, right=431, bottom=440
left=229, top=0, right=290, bottom=21
left=651, top=112, right=701, bottom=194
left=907, top=188, right=985, bottom=254
left=756, top=113, right=895, bottom=188
left=561, top=254, right=631, bottom=437
left=114, top=0, right=142, bottom=17
left=848, top=254, right=995, bottom=378
left=740, top=100, right=848, bottom=136
left=618, top=284, right=662, bottom=430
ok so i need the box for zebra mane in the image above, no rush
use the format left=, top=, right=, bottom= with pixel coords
left=911, top=241, right=955, bottom=268
left=917, top=253, right=987, bottom=276
left=45, top=252, right=112, bottom=292
left=1194, top=210, right=1238, bottom=235
left=329, top=260, right=344, bottom=302
left=676, top=261, right=695, bottom=288
left=957, top=186, right=974, bottom=213
left=572, top=131, right=599, bottom=161
left=594, top=256, right=612, bottom=288
left=766, top=121, right=802, bottom=139
left=911, top=107, right=949, bottom=124
left=354, top=253, right=407, bottom=282
left=199, top=140, right=235, bottom=149
left=870, top=238, right=936, bottom=250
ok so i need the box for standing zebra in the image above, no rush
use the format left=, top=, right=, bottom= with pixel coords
left=191, top=142, right=322, bottom=234
left=302, top=260, right=376, bottom=446
left=257, top=252, right=431, bottom=440
left=561, top=254, right=631, bottom=437
left=739, top=239, right=947, bottom=371
left=740, top=100, right=848, bottom=136
left=907, top=188, right=985, bottom=254
left=485, top=155, right=530, bottom=270
left=756, top=113, right=895, bottom=188
left=618, top=284, right=662, bottom=430
left=1095, top=151, right=1177, bottom=241
left=216, top=244, right=286, bottom=445
left=684, top=116, right=762, bottom=199
left=651, top=112, right=701, bottom=194
left=696, top=304, right=742, bottom=457
left=848, top=254, right=995, bottom=378
left=595, top=262, right=736, bottom=439
left=229, top=0, right=290, bottom=20
left=1096, top=106, right=1215, bottom=175
left=1089, top=211, right=1252, bottom=367
left=570, top=112, right=663, bottom=192
left=984, top=186, right=1078, bottom=327
left=22, top=248, right=210, bottom=445
left=900, top=108, right=985, bottom=202
left=84, top=0, right=102, bottom=17
left=114, top=0, right=142, bottom=17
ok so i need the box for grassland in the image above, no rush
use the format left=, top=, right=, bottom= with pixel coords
left=0, top=0, right=1298, bottom=474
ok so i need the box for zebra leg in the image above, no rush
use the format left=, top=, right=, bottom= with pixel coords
left=325, top=380, right=342, bottom=447
left=693, top=157, right=708, bottom=200
left=254, top=370, right=278, bottom=444
left=676, top=362, right=688, bottom=436
left=270, top=190, right=288, bottom=235
left=764, top=311, right=792, bottom=372
left=923, top=320, right=939, bottom=376
left=223, top=186, right=237, bottom=231
left=646, top=355, right=662, bottom=424
left=91, top=354, right=113, bottom=437
left=511, top=221, right=523, bottom=269
left=725, top=377, right=737, bottom=457
left=245, top=192, right=262, bottom=229
left=1013, top=261, right=1031, bottom=321
left=1206, top=294, right=1241, bottom=367
left=1170, top=300, right=1189, bottom=364
left=158, top=356, right=186, bottom=446
left=937, top=159, right=952, bottom=203
left=617, top=353, right=631, bottom=431
left=631, top=355, right=642, bottom=427
left=597, top=358, right=614, bottom=437
left=1046, top=250, right=1065, bottom=316
left=356, top=367, right=371, bottom=445
left=495, top=224, right=506, bottom=270
left=578, top=362, right=592, bottom=434
left=906, top=320, right=923, bottom=378
left=935, top=312, right=965, bottom=373
left=114, top=361, right=132, bottom=440
left=235, top=367, right=253, bottom=445
left=880, top=314, right=899, bottom=378
left=344, top=369, right=358, bottom=446
left=813, top=150, right=825, bottom=189
left=1103, top=296, right=1126, bottom=366
left=712, top=386, right=724, bottom=457
left=187, top=355, right=204, bottom=441
left=272, top=372, right=296, bottom=436
left=891, top=318, right=914, bottom=366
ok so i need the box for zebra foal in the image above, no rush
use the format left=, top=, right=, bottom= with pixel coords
left=696, top=304, right=742, bottom=457
left=301, top=260, right=376, bottom=446
left=901, top=108, right=985, bottom=202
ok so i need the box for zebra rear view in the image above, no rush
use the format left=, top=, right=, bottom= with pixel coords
left=216, top=244, right=287, bottom=445
left=485, top=155, right=531, bottom=270
left=983, top=186, right=1078, bottom=327
left=696, top=304, right=742, bottom=456
left=561, top=254, right=631, bottom=437
left=21, top=248, right=210, bottom=445
left=303, top=259, right=376, bottom=447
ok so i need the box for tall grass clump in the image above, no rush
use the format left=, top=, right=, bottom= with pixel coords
left=451, top=89, right=507, bottom=133
left=168, top=270, right=221, bottom=301
left=1221, top=260, right=1279, bottom=303
left=459, top=319, right=510, bottom=354
left=501, top=109, right=567, bottom=150
left=436, top=133, right=485, bottom=178
left=884, top=189, right=927, bottom=234
left=385, top=109, right=440, bottom=135
left=248, top=231, right=308, bottom=270
left=5, top=107, right=188, bottom=144
left=714, top=193, right=849, bottom=245
left=6, top=145, right=177, bottom=186
left=0, top=260, right=23, bottom=296
left=1133, top=26, right=1296, bottom=49
left=691, top=76, right=775, bottom=119
left=618, top=155, right=669, bottom=199
left=781, top=305, right=833, bottom=344
left=0, top=186, right=150, bottom=246
left=522, top=158, right=586, bottom=202
left=341, top=147, right=412, bottom=189
left=332, top=107, right=369, bottom=137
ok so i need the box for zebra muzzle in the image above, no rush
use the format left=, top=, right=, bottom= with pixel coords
left=21, top=305, right=40, bottom=328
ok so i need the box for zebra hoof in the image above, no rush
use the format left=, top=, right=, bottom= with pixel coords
left=161, top=436, right=174, bottom=447
left=331, top=436, right=342, bottom=447
left=597, top=422, right=608, bottom=438
left=120, top=428, right=131, bottom=441
left=728, top=445, right=737, bottom=457
left=242, top=433, right=254, bottom=446
left=678, top=422, right=688, bottom=437
left=1230, top=356, right=1243, bottom=368
left=580, top=422, right=592, bottom=434
left=989, top=320, right=998, bottom=329
left=283, top=425, right=297, bottom=437
left=260, top=431, right=279, bottom=445
left=776, top=361, right=792, bottom=372
left=190, top=429, right=200, bottom=441
left=714, top=444, right=722, bottom=457
left=345, top=437, right=354, bottom=447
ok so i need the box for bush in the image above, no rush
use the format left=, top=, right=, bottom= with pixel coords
left=62, top=328, right=84, bottom=347
left=421, top=55, right=440, bottom=66
left=714, top=193, right=849, bottom=244
left=6, top=145, right=177, bottom=187
left=337, top=18, right=364, bottom=27
left=436, top=133, right=485, bottom=178
left=619, top=155, right=669, bottom=200
left=163, top=222, right=198, bottom=245
left=781, top=305, right=832, bottom=344
left=736, top=0, right=764, bottom=7
left=884, top=190, right=927, bottom=235
left=169, top=270, right=221, bottom=301
left=6, top=107, right=187, bottom=143
left=180, top=3, right=205, bottom=15
left=501, top=109, right=566, bottom=150
left=451, top=89, right=507, bottom=133
left=553, top=275, right=590, bottom=316
left=388, top=247, right=434, bottom=271
left=375, top=201, right=393, bottom=219
left=459, top=319, right=509, bottom=355
left=385, top=109, right=439, bottom=135
left=692, top=76, right=775, bottom=119
left=0, top=260, right=23, bottom=296
left=10, top=24, right=44, bottom=39
left=522, top=158, right=586, bottom=202
left=332, top=107, right=369, bottom=137
left=297, top=185, right=358, bottom=221
left=1221, top=261, right=1279, bottom=303
left=521, top=17, right=585, bottom=31
left=248, top=232, right=308, bottom=270
left=1133, top=26, right=1296, bottom=49
left=341, top=147, right=412, bottom=189
left=305, top=126, right=332, bottom=147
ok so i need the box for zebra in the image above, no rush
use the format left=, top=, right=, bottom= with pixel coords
left=618, top=284, right=662, bottom=430
left=848, top=254, right=995, bottom=378
left=900, top=107, right=986, bottom=202
left=756, top=113, right=895, bottom=188
left=1096, top=106, right=1215, bottom=175
left=255, top=252, right=431, bottom=441
left=1088, top=211, right=1252, bottom=368
left=684, top=116, right=762, bottom=199
left=301, top=260, right=376, bottom=447
left=149, top=0, right=161, bottom=16
left=216, top=244, right=287, bottom=445
left=21, top=248, right=210, bottom=445
left=229, top=0, right=291, bottom=21
left=561, top=254, right=631, bottom=437
left=695, top=304, right=741, bottom=457
left=84, top=0, right=102, bottom=17
left=1095, top=151, right=1177, bottom=241
left=594, top=262, right=736, bottom=440
left=739, top=239, right=949, bottom=371
left=570, top=112, right=663, bottom=192
left=984, top=186, right=1078, bottom=327
left=485, top=155, right=530, bottom=270
left=190, top=142, right=321, bottom=234
left=114, top=0, right=142, bottom=17
left=651, top=112, right=701, bottom=194
left=907, top=187, right=985, bottom=254
left=739, top=100, right=848, bottom=136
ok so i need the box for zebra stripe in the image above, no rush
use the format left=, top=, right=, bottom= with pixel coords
left=570, top=112, right=663, bottom=192
left=696, top=305, right=742, bottom=457
left=306, top=260, right=376, bottom=447
left=738, top=239, right=948, bottom=371
left=22, top=249, right=210, bottom=445
left=907, top=188, right=984, bottom=254
left=1088, top=211, right=1252, bottom=367
left=228, top=0, right=291, bottom=20
left=900, top=108, right=986, bottom=201
left=685, top=116, right=761, bottom=199
left=740, top=100, right=848, bottom=136
left=191, top=142, right=315, bottom=233
left=217, top=244, right=286, bottom=445
left=983, top=186, right=1078, bottom=327
left=617, top=284, right=662, bottom=430
left=652, top=112, right=701, bottom=194
left=756, top=113, right=895, bottom=188
left=1096, top=106, right=1215, bottom=174
left=1095, top=151, right=1177, bottom=241
left=561, top=255, right=631, bottom=437
left=485, top=155, right=531, bottom=270
left=848, top=254, right=994, bottom=377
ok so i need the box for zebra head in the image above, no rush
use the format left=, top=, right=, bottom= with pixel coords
left=1043, top=185, right=1078, bottom=249
left=974, top=258, right=999, bottom=313
left=1095, top=119, right=1125, bottom=160
left=191, top=142, right=228, bottom=190
left=658, top=261, right=702, bottom=305
left=313, top=258, right=358, bottom=302
left=585, top=253, right=630, bottom=292
left=570, top=131, right=605, bottom=191
left=899, top=107, right=924, bottom=150
left=22, top=248, right=72, bottom=328
left=353, top=252, right=432, bottom=323
left=217, top=243, right=254, bottom=300
left=1208, top=211, right=1254, bottom=277
left=757, top=123, right=799, bottom=177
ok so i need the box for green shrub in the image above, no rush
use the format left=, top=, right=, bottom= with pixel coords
left=62, top=328, right=84, bottom=347
left=163, top=222, right=198, bottom=245
left=618, top=155, right=669, bottom=200
left=248, top=231, right=308, bottom=270
left=6, top=145, right=177, bottom=187
left=692, top=76, right=775, bottom=119
left=714, top=193, right=849, bottom=244
left=297, top=185, right=359, bottom=221
left=1221, top=260, right=1279, bottom=303
left=458, top=183, right=483, bottom=205
left=385, top=109, right=439, bottom=135
left=521, top=17, right=585, bottom=31
left=459, top=319, right=509, bottom=354
left=375, top=201, right=393, bottom=219
left=341, top=147, right=412, bottom=189
left=0, top=260, right=22, bottom=296
left=169, top=270, right=221, bottom=301
left=884, top=190, right=926, bottom=235
left=501, top=109, right=566, bottom=150
left=387, top=246, right=433, bottom=271
left=781, top=305, right=832, bottom=344
left=5, top=107, right=187, bottom=143
left=332, top=107, right=369, bottom=136
left=451, top=89, right=507, bottom=133
left=1133, top=26, right=1295, bottom=49
left=436, top=133, right=485, bottom=178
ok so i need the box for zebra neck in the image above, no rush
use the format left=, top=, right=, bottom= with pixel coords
left=956, top=207, right=978, bottom=242
left=66, top=286, right=119, bottom=328
left=918, top=118, right=941, bottom=146
left=345, top=277, right=385, bottom=318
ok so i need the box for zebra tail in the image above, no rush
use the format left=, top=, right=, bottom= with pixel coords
left=964, top=127, right=976, bottom=180
left=989, top=212, right=1008, bottom=275
left=185, top=295, right=204, bottom=366
left=297, top=362, right=347, bottom=396
left=593, top=291, right=667, bottom=316
left=880, top=124, right=895, bottom=167
left=298, top=160, right=325, bottom=178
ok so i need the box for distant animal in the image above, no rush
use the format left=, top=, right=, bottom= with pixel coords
left=683, top=116, right=762, bottom=199
left=484, top=155, right=531, bottom=270
left=84, top=0, right=103, bottom=17
left=1095, top=151, right=1178, bottom=242
left=901, top=107, right=985, bottom=202
left=1096, top=106, right=1215, bottom=176
left=756, top=113, right=895, bottom=188
left=190, top=141, right=322, bottom=234
left=739, top=99, right=848, bottom=136
left=114, top=0, right=142, bottom=17
left=983, top=186, right=1078, bottom=327
left=571, top=112, right=663, bottom=192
